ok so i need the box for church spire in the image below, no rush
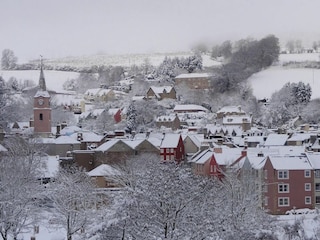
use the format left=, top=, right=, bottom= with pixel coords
left=39, top=55, right=46, bottom=91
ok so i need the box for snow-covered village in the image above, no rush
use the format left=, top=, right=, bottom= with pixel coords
left=2, top=1, right=320, bottom=240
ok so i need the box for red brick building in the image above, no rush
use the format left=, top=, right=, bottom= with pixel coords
left=263, top=155, right=314, bottom=215
left=160, top=133, right=185, bottom=163
left=33, top=64, right=52, bottom=137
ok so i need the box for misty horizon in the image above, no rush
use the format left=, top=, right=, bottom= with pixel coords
left=1, top=0, right=320, bottom=62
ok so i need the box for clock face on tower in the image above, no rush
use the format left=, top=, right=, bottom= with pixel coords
left=38, top=99, right=44, bottom=106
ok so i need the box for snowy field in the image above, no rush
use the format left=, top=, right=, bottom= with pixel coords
left=1, top=53, right=320, bottom=101
left=279, top=52, right=320, bottom=64
left=248, top=66, right=320, bottom=100
left=0, top=70, right=79, bottom=92
left=43, top=52, right=220, bottom=68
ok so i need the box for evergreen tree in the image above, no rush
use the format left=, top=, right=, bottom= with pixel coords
left=126, top=103, right=137, bottom=133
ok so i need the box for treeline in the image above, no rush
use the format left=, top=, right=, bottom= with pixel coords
left=212, top=35, right=280, bottom=93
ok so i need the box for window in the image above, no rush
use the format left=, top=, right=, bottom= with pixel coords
left=316, top=183, right=320, bottom=192
left=316, top=196, right=320, bottom=204
left=305, top=170, right=311, bottom=178
left=278, top=197, right=290, bottom=207
left=39, top=113, right=43, bottom=120
left=305, top=183, right=311, bottom=191
left=278, top=184, right=289, bottom=193
left=315, top=170, right=320, bottom=178
left=264, top=170, right=268, bottom=179
left=305, top=196, right=312, bottom=205
left=278, top=170, right=289, bottom=179
left=264, top=196, right=268, bottom=206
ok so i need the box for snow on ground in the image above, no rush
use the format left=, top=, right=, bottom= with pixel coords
left=0, top=70, right=79, bottom=92
left=248, top=66, right=320, bottom=100
left=279, top=52, right=320, bottom=64
left=43, top=52, right=220, bottom=68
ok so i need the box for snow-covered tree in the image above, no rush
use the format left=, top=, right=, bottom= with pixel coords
left=0, top=77, right=7, bottom=128
left=182, top=54, right=203, bottom=73
left=96, top=154, right=273, bottom=239
left=262, top=82, right=312, bottom=127
left=126, top=103, right=137, bottom=133
left=0, top=137, right=45, bottom=240
left=47, top=167, right=97, bottom=240
left=291, top=81, right=312, bottom=105
left=1, top=49, right=17, bottom=70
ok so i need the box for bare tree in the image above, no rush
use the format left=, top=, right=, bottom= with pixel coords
left=96, top=154, right=273, bottom=240
left=0, top=137, right=45, bottom=240
left=46, top=167, right=97, bottom=240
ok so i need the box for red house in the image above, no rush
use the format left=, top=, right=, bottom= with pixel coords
left=160, top=133, right=185, bottom=163
left=108, top=108, right=122, bottom=123
left=191, top=147, right=246, bottom=180
left=263, top=155, right=315, bottom=215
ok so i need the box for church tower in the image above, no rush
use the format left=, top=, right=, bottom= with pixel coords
left=33, top=58, right=51, bottom=137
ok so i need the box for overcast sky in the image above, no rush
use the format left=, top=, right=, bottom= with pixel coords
left=1, top=0, right=320, bottom=62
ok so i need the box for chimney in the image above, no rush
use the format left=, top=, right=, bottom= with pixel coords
left=56, top=123, right=61, bottom=138
left=257, top=151, right=264, bottom=157
left=241, top=149, right=247, bottom=157
left=77, top=132, right=83, bottom=141
left=214, top=147, right=222, bottom=153
left=146, top=131, right=150, bottom=139
left=61, top=121, right=67, bottom=130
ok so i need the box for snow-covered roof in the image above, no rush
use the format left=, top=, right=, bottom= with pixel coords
left=9, top=121, right=30, bottom=129
left=182, top=134, right=204, bottom=148
left=311, top=139, right=320, bottom=150
left=91, top=109, right=105, bottom=117
left=216, top=106, right=245, bottom=114
left=264, top=134, right=289, bottom=146
left=150, top=86, right=174, bottom=95
left=70, top=131, right=103, bottom=142
left=160, top=133, right=181, bottom=148
left=306, top=153, right=320, bottom=169
left=287, top=133, right=311, bottom=142
left=174, top=104, right=208, bottom=112
left=51, top=93, right=82, bottom=106
left=191, top=149, right=213, bottom=164
left=60, top=126, right=82, bottom=136
left=213, top=147, right=243, bottom=165
left=268, top=155, right=313, bottom=170
left=108, top=108, right=120, bottom=115
left=175, top=73, right=211, bottom=79
left=122, top=139, right=144, bottom=149
left=0, top=144, right=7, bottom=152
left=95, top=139, right=121, bottom=152
left=95, top=139, right=134, bottom=152
left=244, top=136, right=265, bottom=143
left=55, top=135, right=81, bottom=144
left=87, top=164, right=121, bottom=177
left=34, top=90, right=50, bottom=98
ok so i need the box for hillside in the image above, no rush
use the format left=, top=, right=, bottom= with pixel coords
left=248, top=52, right=320, bottom=100
left=39, top=52, right=220, bottom=68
